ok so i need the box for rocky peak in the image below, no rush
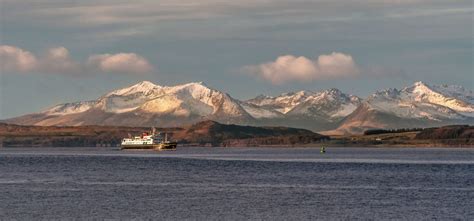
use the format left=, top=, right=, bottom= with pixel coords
left=106, top=80, right=162, bottom=97
left=371, top=88, right=400, bottom=99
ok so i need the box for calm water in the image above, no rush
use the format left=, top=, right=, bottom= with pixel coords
left=0, top=147, right=473, bottom=220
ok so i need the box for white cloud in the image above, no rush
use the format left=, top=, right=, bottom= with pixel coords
left=245, top=52, right=360, bottom=84
left=87, top=53, right=154, bottom=74
left=41, top=47, right=80, bottom=73
left=0, top=45, right=38, bottom=72
left=0, top=45, right=154, bottom=75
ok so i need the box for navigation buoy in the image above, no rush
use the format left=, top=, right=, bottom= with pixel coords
left=320, top=146, right=326, bottom=154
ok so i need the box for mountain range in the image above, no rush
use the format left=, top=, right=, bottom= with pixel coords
left=4, top=80, right=473, bottom=134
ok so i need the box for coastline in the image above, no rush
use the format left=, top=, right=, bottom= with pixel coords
left=1, top=122, right=472, bottom=148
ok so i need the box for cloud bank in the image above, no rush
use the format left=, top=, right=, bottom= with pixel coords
left=245, top=52, right=360, bottom=84
left=0, top=45, right=38, bottom=72
left=0, top=45, right=154, bottom=75
left=42, top=47, right=80, bottom=73
left=3, top=0, right=467, bottom=42
left=87, top=53, right=153, bottom=74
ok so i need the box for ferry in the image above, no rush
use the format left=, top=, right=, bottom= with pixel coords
left=121, top=128, right=177, bottom=150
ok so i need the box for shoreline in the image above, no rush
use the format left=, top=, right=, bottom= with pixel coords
left=1, top=123, right=472, bottom=148
left=1, top=143, right=473, bottom=148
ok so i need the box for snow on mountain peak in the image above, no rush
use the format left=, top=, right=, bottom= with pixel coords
left=258, top=90, right=314, bottom=113
left=404, top=81, right=473, bottom=102
left=404, top=81, right=433, bottom=93
left=181, top=81, right=212, bottom=91
left=254, top=94, right=274, bottom=100
left=43, top=101, right=96, bottom=115
left=97, top=81, right=165, bottom=113
left=284, top=90, right=312, bottom=97
left=317, top=88, right=348, bottom=101
left=138, top=80, right=156, bottom=86
left=126, top=80, right=159, bottom=90
left=371, top=88, right=400, bottom=100
left=286, top=88, right=361, bottom=118
left=403, top=81, right=474, bottom=114
left=431, top=84, right=474, bottom=104
left=245, top=88, right=361, bottom=118
left=137, top=81, right=250, bottom=118
left=106, top=81, right=162, bottom=97
left=325, top=88, right=342, bottom=94
left=364, top=81, right=474, bottom=119
left=20, top=80, right=473, bottom=131
left=413, top=81, right=428, bottom=87
left=164, top=81, right=218, bottom=102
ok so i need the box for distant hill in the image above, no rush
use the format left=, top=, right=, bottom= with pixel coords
left=173, top=120, right=328, bottom=146
left=415, top=125, right=473, bottom=140
left=331, top=125, right=473, bottom=147
left=1, top=122, right=471, bottom=147
left=0, top=121, right=328, bottom=147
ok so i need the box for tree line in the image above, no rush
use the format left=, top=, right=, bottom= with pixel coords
left=364, top=128, right=424, bottom=135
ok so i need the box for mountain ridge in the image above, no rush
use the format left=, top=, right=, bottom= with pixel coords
left=4, top=80, right=473, bottom=134
left=330, top=81, right=474, bottom=135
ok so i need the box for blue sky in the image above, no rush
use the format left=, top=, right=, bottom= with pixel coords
left=0, top=0, right=473, bottom=118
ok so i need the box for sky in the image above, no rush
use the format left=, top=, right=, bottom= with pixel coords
left=0, top=0, right=473, bottom=119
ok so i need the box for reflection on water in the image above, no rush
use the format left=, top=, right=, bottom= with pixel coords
left=2, top=147, right=474, bottom=163
left=0, top=147, right=473, bottom=220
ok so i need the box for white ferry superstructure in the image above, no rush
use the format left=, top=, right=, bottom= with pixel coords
left=120, top=128, right=177, bottom=150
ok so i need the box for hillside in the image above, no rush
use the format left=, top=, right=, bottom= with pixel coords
left=329, top=125, right=473, bottom=147
left=0, top=121, right=328, bottom=147
left=415, top=125, right=473, bottom=140
left=173, top=120, right=328, bottom=146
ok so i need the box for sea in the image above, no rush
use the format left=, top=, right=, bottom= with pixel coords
left=0, top=147, right=473, bottom=220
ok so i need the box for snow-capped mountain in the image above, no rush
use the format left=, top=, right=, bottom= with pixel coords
left=4, top=81, right=473, bottom=133
left=247, top=91, right=315, bottom=114
left=404, top=82, right=474, bottom=116
left=285, top=89, right=362, bottom=119
left=45, top=101, right=96, bottom=116
left=7, top=81, right=254, bottom=127
left=244, top=89, right=362, bottom=130
left=97, top=81, right=251, bottom=119
left=333, top=81, right=474, bottom=134
left=246, top=89, right=361, bottom=118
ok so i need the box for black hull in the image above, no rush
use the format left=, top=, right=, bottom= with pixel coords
left=121, top=143, right=177, bottom=150
left=159, top=143, right=178, bottom=150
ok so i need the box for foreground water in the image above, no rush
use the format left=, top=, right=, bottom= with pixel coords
left=0, top=147, right=473, bottom=220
